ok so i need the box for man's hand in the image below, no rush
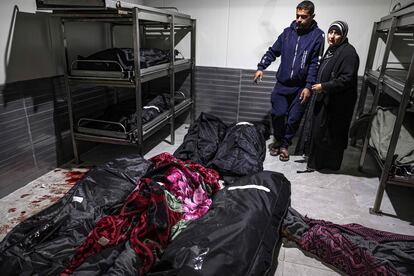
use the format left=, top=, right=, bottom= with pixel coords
left=253, top=70, right=263, bottom=84
left=299, top=87, right=311, bottom=104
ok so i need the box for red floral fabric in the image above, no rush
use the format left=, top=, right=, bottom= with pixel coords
left=62, top=153, right=220, bottom=275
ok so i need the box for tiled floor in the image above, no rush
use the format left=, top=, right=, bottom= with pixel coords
left=0, top=124, right=413, bottom=275
left=0, top=168, right=88, bottom=239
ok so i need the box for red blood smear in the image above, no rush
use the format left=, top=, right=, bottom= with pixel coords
left=17, top=212, right=26, bottom=223
left=50, top=196, right=61, bottom=203
left=0, top=225, right=10, bottom=235
left=65, top=171, right=86, bottom=186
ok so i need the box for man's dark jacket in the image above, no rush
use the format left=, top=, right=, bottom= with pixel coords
left=257, top=20, right=324, bottom=93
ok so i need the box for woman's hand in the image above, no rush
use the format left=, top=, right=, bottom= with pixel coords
left=312, top=83, right=323, bottom=93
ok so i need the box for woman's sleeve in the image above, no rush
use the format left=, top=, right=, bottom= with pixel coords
left=322, top=50, right=359, bottom=93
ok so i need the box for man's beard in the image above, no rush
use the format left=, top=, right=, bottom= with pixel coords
left=296, top=23, right=309, bottom=30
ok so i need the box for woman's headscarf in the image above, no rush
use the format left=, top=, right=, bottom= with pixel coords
left=324, top=20, right=349, bottom=59
left=328, top=20, right=349, bottom=43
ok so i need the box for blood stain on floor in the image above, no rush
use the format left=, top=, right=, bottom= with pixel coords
left=65, top=171, right=86, bottom=186
left=0, top=225, right=11, bottom=236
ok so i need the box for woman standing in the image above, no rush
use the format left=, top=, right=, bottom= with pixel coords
left=307, top=21, right=359, bottom=171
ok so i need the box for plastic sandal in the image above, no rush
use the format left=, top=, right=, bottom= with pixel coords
left=270, top=147, right=280, bottom=156
left=279, top=148, right=289, bottom=162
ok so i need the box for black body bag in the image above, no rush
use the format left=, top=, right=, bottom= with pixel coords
left=0, top=156, right=151, bottom=275
left=148, top=171, right=291, bottom=276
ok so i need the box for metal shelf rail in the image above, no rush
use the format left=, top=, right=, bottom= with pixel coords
left=36, top=1, right=196, bottom=163
left=355, top=5, right=414, bottom=215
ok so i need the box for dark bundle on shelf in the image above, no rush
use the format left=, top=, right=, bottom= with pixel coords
left=77, top=47, right=181, bottom=73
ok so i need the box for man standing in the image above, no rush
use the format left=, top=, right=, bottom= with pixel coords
left=254, top=1, right=324, bottom=161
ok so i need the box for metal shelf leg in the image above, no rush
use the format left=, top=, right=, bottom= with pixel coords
left=133, top=7, right=143, bottom=154
left=370, top=51, right=414, bottom=214
left=169, top=15, right=176, bottom=145
left=358, top=17, right=397, bottom=171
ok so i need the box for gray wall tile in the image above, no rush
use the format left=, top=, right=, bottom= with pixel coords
left=0, top=68, right=367, bottom=198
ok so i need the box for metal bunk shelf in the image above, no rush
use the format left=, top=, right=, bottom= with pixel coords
left=69, top=59, right=191, bottom=87
left=37, top=0, right=196, bottom=163
left=76, top=98, right=192, bottom=143
left=364, top=69, right=414, bottom=103
left=367, top=146, right=414, bottom=187
left=37, top=0, right=193, bottom=25
left=355, top=4, right=414, bottom=215
left=376, top=4, right=414, bottom=30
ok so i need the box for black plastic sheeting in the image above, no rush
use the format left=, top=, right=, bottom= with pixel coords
left=208, top=122, right=268, bottom=177
left=148, top=171, right=291, bottom=276
left=80, top=93, right=186, bottom=133
left=98, top=94, right=171, bottom=127
left=138, top=93, right=187, bottom=126
left=77, top=48, right=178, bottom=72
left=174, top=113, right=270, bottom=181
left=0, top=156, right=151, bottom=276
left=71, top=240, right=142, bottom=276
left=135, top=94, right=171, bottom=125
left=174, top=113, right=228, bottom=166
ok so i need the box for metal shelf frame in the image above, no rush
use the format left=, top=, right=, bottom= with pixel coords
left=50, top=2, right=196, bottom=163
left=75, top=98, right=192, bottom=143
left=355, top=8, right=414, bottom=215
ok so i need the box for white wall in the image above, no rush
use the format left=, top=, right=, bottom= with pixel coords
left=145, top=0, right=393, bottom=75
left=0, top=0, right=144, bottom=84
left=0, top=1, right=43, bottom=84
left=0, top=1, right=407, bottom=84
